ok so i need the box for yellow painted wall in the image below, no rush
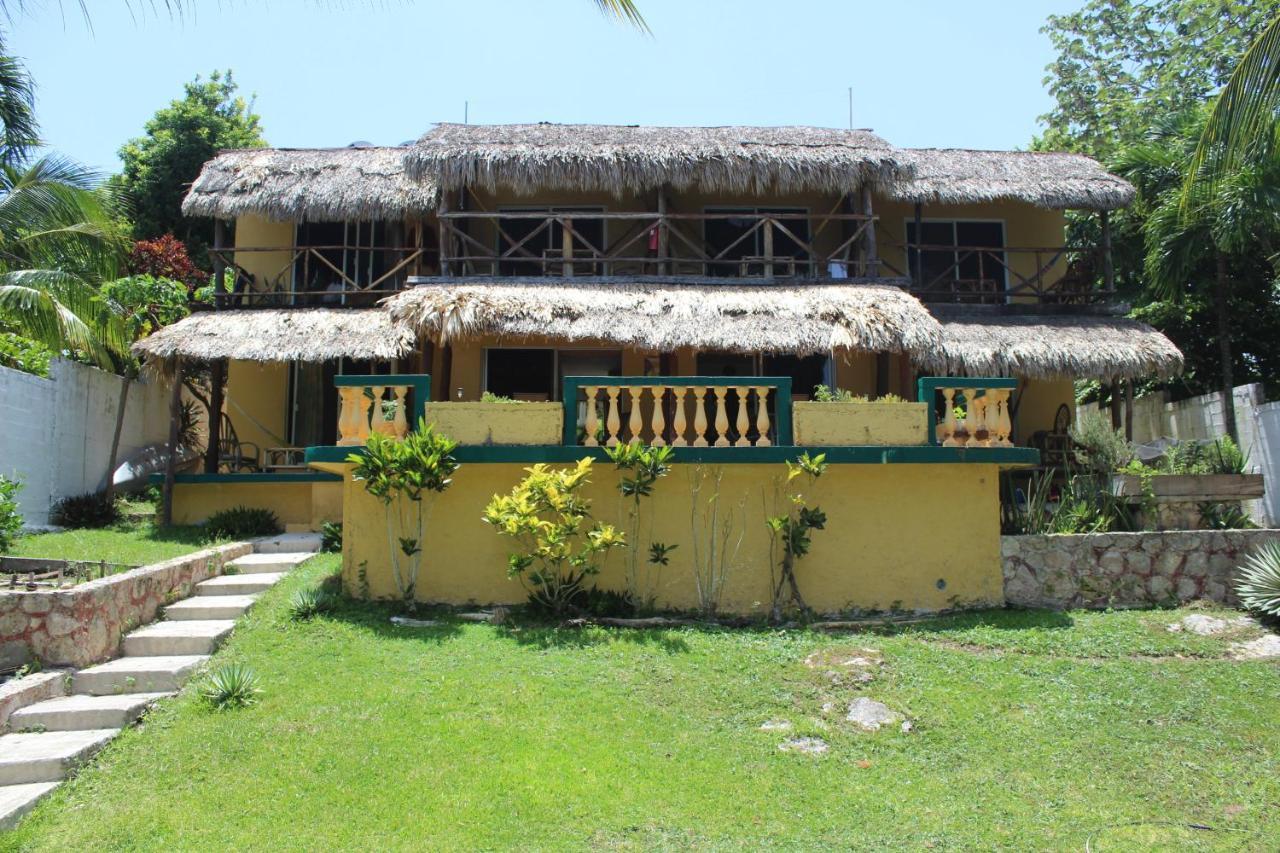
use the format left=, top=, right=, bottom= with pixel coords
left=172, top=480, right=340, bottom=531
left=1015, top=378, right=1076, bottom=440
left=225, top=360, right=289, bottom=459
left=339, top=460, right=1003, bottom=614
left=234, top=215, right=295, bottom=293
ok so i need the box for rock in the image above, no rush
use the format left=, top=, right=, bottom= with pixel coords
left=845, top=697, right=904, bottom=731
left=1230, top=634, right=1280, bottom=660
left=1169, top=614, right=1230, bottom=636
left=759, top=719, right=792, bottom=732
left=1174, top=576, right=1200, bottom=602
left=1147, top=575, right=1174, bottom=601
left=389, top=616, right=439, bottom=628
left=778, top=737, right=828, bottom=755
left=900, top=720, right=914, bottom=733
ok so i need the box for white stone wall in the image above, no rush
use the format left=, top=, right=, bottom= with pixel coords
left=0, top=360, right=173, bottom=525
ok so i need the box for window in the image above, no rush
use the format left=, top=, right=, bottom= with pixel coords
left=705, top=207, right=810, bottom=277
left=905, top=220, right=1007, bottom=300
left=497, top=207, right=605, bottom=276
left=484, top=348, right=622, bottom=401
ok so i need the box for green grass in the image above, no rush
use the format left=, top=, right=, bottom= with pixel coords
left=4, top=520, right=216, bottom=567
left=5, top=556, right=1278, bottom=850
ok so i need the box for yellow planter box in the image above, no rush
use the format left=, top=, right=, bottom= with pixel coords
left=792, top=401, right=928, bottom=446
left=425, top=402, right=563, bottom=446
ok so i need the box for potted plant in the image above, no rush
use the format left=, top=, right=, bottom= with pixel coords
left=424, top=392, right=563, bottom=445
left=792, top=386, right=928, bottom=447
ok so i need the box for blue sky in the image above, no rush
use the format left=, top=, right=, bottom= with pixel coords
left=11, top=0, right=1075, bottom=173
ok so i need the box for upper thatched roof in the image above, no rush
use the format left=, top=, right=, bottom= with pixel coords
left=404, top=123, right=908, bottom=196
left=181, top=147, right=438, bottom=222
left=888, top=149, right=1135, bottom=210
left=386, top=279, right=940, bottom=356
left=919, top=314, right=1183, bottom=380
left=132, top=309, right=415, bottom=363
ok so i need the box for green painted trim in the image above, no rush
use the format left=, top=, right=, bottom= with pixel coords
left=149, top=472, right=342, bottom=484
left=916, top=376, right=1020, bottom=446
left=306, top=443, right=1038, bottom=467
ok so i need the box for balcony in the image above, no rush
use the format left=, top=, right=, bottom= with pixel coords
left=884, top=243, right=1111, bottom=305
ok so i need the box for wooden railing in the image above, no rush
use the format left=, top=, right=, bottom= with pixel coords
left=917, top=377, right=1018, bottom=447
left=209, top=245, right=431, bottom=308
left=884, top=244, right=1110, bottom=304
left=561, top=377, right=793, bottom=447
left=334, top=375, right=431, bottom=447
left=439, top=210, right=880, bottom=279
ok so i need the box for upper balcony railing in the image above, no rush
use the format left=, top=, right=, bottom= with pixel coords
left=208, top=245, right=431, bottom=309
left=883, top=244, right=1112, bottom=305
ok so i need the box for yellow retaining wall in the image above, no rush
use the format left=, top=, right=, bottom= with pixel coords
left=339, top=461, right=1003, bottom=614
left=173, top=480, right=341, bottom=532
left=424, top=402, right=563, bottom=445
left=792, top=402, right=928, bottom=446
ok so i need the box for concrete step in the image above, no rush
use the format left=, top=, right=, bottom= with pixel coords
left=0, top=782, right=59, bottom=830
left=73, top=656, right=208, bottom=696
left=255, top=532, right=322, bottom=554
left=8, top=693, right=170, bottom=733
left=122, top=620, right=235, bottom=657
left=164, top=594, right=259, bottom=621
left=0, top=729, right=119, bottom=785
left=195, top=573, right=287, bottom=596
left=226, top=552, right=313, bottom=574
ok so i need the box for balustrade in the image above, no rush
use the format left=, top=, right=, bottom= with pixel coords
left=334, top=375, right=431, bottom=446
left=917, top=377, right=1017, bottom=448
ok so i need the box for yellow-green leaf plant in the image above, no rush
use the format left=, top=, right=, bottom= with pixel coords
left=606, top=442, right=675, bottom=609
left=764, top=452, right=828, bottom=621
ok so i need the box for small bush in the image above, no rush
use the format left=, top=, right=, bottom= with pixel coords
left=50, top=492, right=121, bottom=529
left=204, top=506, right=282, bottom=540
left=480, top=391, right=523, bottom=403
left=0, top=474, right=23, bottom=551
left=288, top=587, right=336, bottom=621
left=1070, top=411, right=1134, bottom=474
left=321, top=521, right=343, bottom=553
left=1236, top=543, right=1280, bottom=617
left=811, top=384, right=858, bottom=402
left=199, top=662, right=261, bottom=710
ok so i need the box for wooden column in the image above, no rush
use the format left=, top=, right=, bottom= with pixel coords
left=860, top=184, right=878, bottom=275
left=1109, top=381, right=1123, bottom=431
left=561, top=216, right=575, bottom=277
left=161, top=359, right=185, bottom=527
left=656, top=184, right=669, bottom=276
left=203, top=360, right=225, bottom=473
left=1100, top=209, right=1115, bottom=294
left=212, top=218, right=227, bottom=304
left=438, top=193, right=451, bottom=277
left=913, top=202, right=924, bottom=288
left=1123, top=379, right=1135, bottom=441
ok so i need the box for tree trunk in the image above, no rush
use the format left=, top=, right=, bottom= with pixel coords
left=161, top=360, right=185, bottom=526
left=103, top=373, right=132, bottom=502
left=1215, top=252, right=1238, bottom=442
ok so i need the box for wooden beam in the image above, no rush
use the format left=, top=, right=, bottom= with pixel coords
left=1109, top=381, right=1123, bottom=431
left=212, top=218, right=227, bottom=305
left=1124, top=379, right=1134, bottom=441
left=1100, top=209, right=1115, bottom=293
left=860, top=184, right=878, bottom=275
left=913, top=202, right=924, bottom=287
left=203, top=359, right=224, bottom=474
left=438, top=193, right=451, bottom=277
left=161, top=359, right=185, bottom=526
left=657, top=184, right=669, bottom=276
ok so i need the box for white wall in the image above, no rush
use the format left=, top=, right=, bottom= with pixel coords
left=1082, top=383, right=1278, bottom=526
left=0, top=359, right=173, bottom=525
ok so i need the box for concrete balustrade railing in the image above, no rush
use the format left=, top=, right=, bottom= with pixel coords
left=334, top=375, right=431, bottom=447
left=917, top=377, right=1017, bottom=448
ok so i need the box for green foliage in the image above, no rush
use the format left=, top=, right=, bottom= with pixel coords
left=606, top=443, right=674, bottom=608
left=349, top=420, right=459, bottom=605
left=0, top=473, right=22, bottom=551
left=1002, top=470, right=1055, bottom=535
left=203, top=506, right=282, bottom=540
left=288, top=586, right=336, bottom=621
left=199, top=662, right=261, bottom=710
left=480, top=391, right=524, bottom=403
left=1198, top=501, right=1257, bottom=530
left=687, top=465, right=745, bottom=617
left=100, top=275, right=191, bottom=340
left=1236, top=542, right=1280, bottom=616
left=483, top=458, right=625, bottom=615
left=50, top=492, right=121, bottom=529
left=1049, top=475, right=1132, bottom=534
left=811, top=384, right=855, bottom=402
left=115, top=70, right=265, bottom=259
left=0, top=330, right=51, bottom=375
left=127, top=235, right=204, bottom=289
left=321, top=521, right=343, bottom=554
left=0, top=32, right=39, bottom=165
left=765, top=453, right=828, bottom=620
left=1070, top=410, right=1134, bottom=474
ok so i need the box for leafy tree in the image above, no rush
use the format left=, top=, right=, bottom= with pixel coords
left=0, top=29, right=37, bottom=165
left=116, top=71, right=265, bottom=259
left=127, top=234, right=204, bottom=289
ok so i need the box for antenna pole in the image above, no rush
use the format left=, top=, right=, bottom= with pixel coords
left=464, top=101, right=469, bottom=124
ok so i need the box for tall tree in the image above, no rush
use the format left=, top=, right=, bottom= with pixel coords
left=115, top=70, right=265, bottom=260
left=0, top=29, right=37, bottom=165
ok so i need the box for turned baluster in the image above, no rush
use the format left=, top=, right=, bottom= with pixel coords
left=605, top=386, right=622, bottom=447
left=969, top=390, right=989, bottom=447
left=671, top=387, right=689, bottom=446
left=940, top=388, right=958, bottom=447
left=692, top=387, right=709, bottom=447
left=733, top=386, right=751, bottom=447
left=370, top=386, right=395, bottom=437
left=336, top=387, right=363, bottom=446
left=959, top=388, right=978, bottom=447
left=993, top=389, right=1013, bottom=447
left=628, top=387, right=644, bottom=444
left=583, top=386, right=600, bottom=446
left=712, top=387, right=731, bottom=447
left=391, top=387, right=409, bottom=438
left=650, top=387, right=667, bottom=447
left=754, top=386, right=772, bottom=446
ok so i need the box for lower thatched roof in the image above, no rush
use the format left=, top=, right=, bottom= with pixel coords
left=132, top=309, right=415, bottom=363
left=889, top=149, right=1135, bottom=210
left=386, top=279, right=941, bottom=356
left=920, top=314, right=1183, bottom=380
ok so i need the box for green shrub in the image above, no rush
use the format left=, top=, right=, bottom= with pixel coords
left=0, top=332, right=52, bottom=376
left=811, top=384, right=857, bottom=402
left=480, top=391, right=522, bottom=403
left=1070, top=411, right=1134, bottom=473
left=606, top=442, right=674, bottom=607
left=1206, top=436, right=1248, bottom=475
left=50, top=492, right=121, bottom=529
left=321, top=521, right=343, bottom=553
left=1236, top=543, right=1280, bottom=617
left=199, top=662, right=261, bottom=710
left=204, top=506, right=282, bottom=540
left=288, top=587, right=336, bottom=621
left=0, top=474, right=22, bottom=551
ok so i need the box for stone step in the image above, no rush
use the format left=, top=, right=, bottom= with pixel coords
left=8, top=693, right=170, bottom=733
left=195, top=573, right=287, bottom=596
left=73, top=656, right=208, bottom=696
left=164, top=594, right=259, bottom=621
left=0, top=729, right=119, bottom=785
left=122, top=620, right=236, bottom=657
left=254, top=532, right=322, bottom=554
left=226, top=552, right=313, bottom=574
left=0, top=782, right=59, bottom=831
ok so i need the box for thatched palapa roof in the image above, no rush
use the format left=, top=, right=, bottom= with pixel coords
left=889, top=149, right=1135, bottom=210
left=404, top=123, right=908, bottom=196
left=386, top=280, right=940, bottom=356
left=132, top=309, right=415, bottom=363
left=181, top=147, right=437, bottom=222
left=921, top=314, right=1183, bottom=380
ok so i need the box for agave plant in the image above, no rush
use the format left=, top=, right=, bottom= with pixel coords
left=199, top=662, right=261, bottom=710
left=288, top=586, right=336, bottom=621
left=1236, top=543, right=1280, bottom=617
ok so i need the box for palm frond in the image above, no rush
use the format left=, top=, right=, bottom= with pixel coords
left=592, top=0, right=649, bottom=33
left=0, top=270, right=127, bottom=368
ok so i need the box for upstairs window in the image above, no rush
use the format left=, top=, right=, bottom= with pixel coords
left=906, top=220, right=1007, bottom=300
left=496, top=207, right=605, bottom=276
left=294, top=221, right=402, bottom=303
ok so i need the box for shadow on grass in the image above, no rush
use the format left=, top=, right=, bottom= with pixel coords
left=875, top=607, right=1076, bottom=638
left=495, top=622, right=692, bottom=654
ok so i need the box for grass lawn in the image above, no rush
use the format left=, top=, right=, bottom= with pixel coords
left=4, top=521, right=215, bottom=567
left=4, top=555, right=1278, bottom=850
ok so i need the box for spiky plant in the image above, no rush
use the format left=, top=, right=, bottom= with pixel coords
left=199, top=662, right=261, bottom=710
left=288, top=587, right=336, bottom=621
left=1236, top=542, right=1280, bottom=617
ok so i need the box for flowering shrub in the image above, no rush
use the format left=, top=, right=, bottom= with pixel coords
left=128, top=235, right=203, bottom=289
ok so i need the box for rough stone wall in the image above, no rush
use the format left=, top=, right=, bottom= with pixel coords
left=1002, top=530, right=1280, bottom=610
left=0, top=541, right=251, bottom=669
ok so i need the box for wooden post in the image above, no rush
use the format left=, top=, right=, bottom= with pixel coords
left=1100, top=209, right=1115, bottom=295
left=860, top=184, right=878, bottom=275
left=913, top=202, right=924, bottom=288
left=561, top=216, right=574, bottom=277
left=1123, top=379, right=1134, bottom=441
left=762, top=216, right=774, bottom=279
left=203, top=360, right=225, bottom=473
left=438, top=193, right=451, bottom=277
left=161, top=359, right=185, bottom=527
left=1109, top=380, right=1122, bottom=431
left=212, top=218, right=227, bottom=306
left=656, top=184, right=669, bottom=276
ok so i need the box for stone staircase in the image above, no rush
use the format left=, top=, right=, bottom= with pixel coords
left=0, top=533, right=319, bottom=830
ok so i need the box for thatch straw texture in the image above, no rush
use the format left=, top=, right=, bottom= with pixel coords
left=920, top=314, right=1183, bottom=380
left=405, top=123, right=908, bottom=196
left=132, top=309, right=415, bottom=362
left=182, top=147, right=438, bottom=222
left=889, top=149, right=1135, bottom=210
left=386, top=280, right=940, bottom=356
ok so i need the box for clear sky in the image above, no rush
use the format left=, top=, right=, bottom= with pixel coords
left=10, top=0, right=1076, bottom=173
